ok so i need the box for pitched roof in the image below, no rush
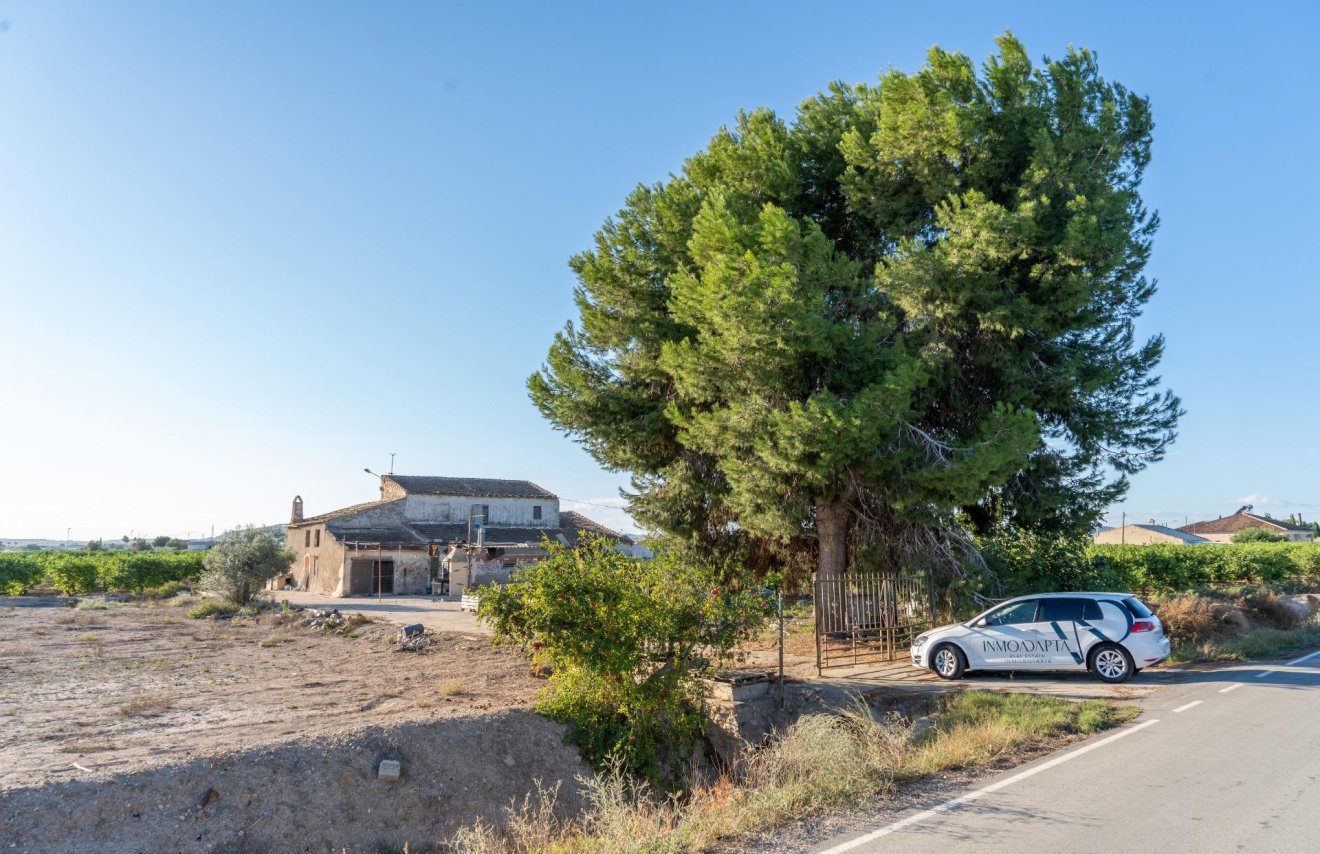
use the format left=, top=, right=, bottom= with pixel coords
left=1131, top=524, right=1212, bottom=544
left=1178, top=506, right=1313, bottom=535
left=383, top=475, right=556, bottom=500
left=310, top=501, right=619, bottom=549
left=297, top=498, right=404, bottom=526
left=560, top=510, right=623, bottom=540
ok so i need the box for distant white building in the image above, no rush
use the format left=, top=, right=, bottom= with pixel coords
left=1092, top=524, right=1212, bottom=546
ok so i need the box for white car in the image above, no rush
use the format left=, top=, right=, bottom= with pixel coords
left=910, top=592, right=1171, bottom=683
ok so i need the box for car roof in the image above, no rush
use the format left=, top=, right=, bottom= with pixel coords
left=999, top=592, right=1135, bottom=602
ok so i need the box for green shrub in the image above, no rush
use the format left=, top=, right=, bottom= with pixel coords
left=199, top=527, right=290, bottom=606
left=1232, top=528, right=1287, bottom=543
left=99, top=552, right=204, bottom=592
left=187, top=600, right=238, bottom=619
left=479, top=536, right=765, bottom=786
left=140, top=580, right=188, bottom=600
left=0, top=554, right=46, bottom=595
left=981, top=530, right=1122, bottom=597
left=45, top=556, right=100, bottom=596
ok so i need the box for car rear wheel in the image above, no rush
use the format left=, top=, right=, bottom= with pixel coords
left=1090, top=643, right=1134, bottom=684
left=931, top=644, right=966, bottom=680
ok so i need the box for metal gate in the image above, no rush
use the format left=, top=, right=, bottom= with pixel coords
left=814, top=571, right=935, bottom=672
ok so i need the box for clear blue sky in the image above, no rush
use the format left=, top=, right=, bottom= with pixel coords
left=2, top=1, right=1317, bottom=540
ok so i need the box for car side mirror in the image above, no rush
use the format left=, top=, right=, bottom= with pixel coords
left=973, top=618, right=987, bottom=628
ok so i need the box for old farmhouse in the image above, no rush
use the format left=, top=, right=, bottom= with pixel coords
left=274, top=475, right=621, bottom=597
left=1177, top=505, right=1316, bottom=543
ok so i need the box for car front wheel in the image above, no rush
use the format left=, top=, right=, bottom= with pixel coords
left=931, top=644, right=966, bottom=680
left=1090, top=643, right=1135, bottom=684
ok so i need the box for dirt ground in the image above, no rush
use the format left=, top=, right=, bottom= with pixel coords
left=0, top=600, right=591, bottom=852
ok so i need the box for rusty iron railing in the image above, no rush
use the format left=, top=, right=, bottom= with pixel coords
left=814, top=570, right=935, bottom=673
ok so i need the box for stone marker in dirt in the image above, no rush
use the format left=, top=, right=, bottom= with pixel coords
left=378, top=759, right=401, bottom=783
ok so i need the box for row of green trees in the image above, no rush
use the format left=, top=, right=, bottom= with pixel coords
left=1089, top=542, right=1320, bottom=592
left=983, top=536, right=1320, bottom=597
left=0, top=551, right=206, bottom=596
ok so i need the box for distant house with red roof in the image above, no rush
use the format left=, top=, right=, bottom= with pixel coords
left=1177, top=506, right=1315, bottom=543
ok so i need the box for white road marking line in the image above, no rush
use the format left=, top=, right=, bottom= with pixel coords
left=1172, top=700, right=1203, bottom=713
left=1285, top=649, right=1320, bottom=667
left=1255, top=648, right=1320, bottom=679
left=1218, top=683, right=1243, bottom=693
left=813, top=718, right=1162, bottom=854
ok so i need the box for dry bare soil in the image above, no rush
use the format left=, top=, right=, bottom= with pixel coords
left=0, top=601, right=591, bottom=853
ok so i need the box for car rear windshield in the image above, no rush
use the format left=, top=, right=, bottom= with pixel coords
left=1123, top=597, right=1154, bottom=618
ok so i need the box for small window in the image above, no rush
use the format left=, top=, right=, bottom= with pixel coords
left=1038, top=598, right=1085, bottom=622
left=470, top=504, right=483, bottom=522
left=314, top=529, right=321, bottom=548
left=532, top=505, right=542, bottom=520
left=482, top=504, right=490, bottom=522
left=1123, top=597, right=1155, bottom=619
left=984, top=599, right=1039, bottom=626
left=304, top=530, right=311, bottom=548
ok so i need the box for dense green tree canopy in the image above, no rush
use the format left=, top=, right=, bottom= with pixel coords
left=531, top=33, right=1180, bottom=581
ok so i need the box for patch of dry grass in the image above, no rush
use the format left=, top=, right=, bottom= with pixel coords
left=451, top=692, right=1138, bottom=853
left=58, top=740, right=120, bottom=754
left=55, top=613, right=103, bottom=627
left=117, top=695, right=174, bottom=718
left=439, top=679, right=468, bottom=697
left=1155, top=592, right=1320, bottom=662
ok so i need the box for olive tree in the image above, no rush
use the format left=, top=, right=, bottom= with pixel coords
left=200, top=526, right=290, bottom=606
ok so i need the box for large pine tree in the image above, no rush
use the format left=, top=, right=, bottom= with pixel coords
left=530, top=34, right=1180, bottom=582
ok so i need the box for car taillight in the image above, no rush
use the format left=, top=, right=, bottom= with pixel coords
left=1131, top=620, right=1156, bottom=633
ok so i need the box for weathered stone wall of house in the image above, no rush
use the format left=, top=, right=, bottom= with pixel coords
left=447, top=547, right=546, bottom=594
left=276, top=522, right=346, bottom=595
left=342, top=549, right=433, bottom=596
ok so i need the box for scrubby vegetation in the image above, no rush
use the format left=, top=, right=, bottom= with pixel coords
left=480, top=536, right=766, bottom=785
left=1152, top=589, right=1320, bottom=662
left=187, top=600, right=240, bottom=620
left=452, top=691, right=1136, bottom=853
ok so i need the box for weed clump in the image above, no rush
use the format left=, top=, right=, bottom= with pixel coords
left=451, top=691, right=1137, bottom=853
left=188, top=600, right=238, bottom=620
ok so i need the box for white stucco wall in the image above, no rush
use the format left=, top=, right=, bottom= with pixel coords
left=403, top=494, right=559, bottom=527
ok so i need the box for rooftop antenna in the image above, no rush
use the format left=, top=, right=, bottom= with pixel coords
left=389, top=452, right=396, bottom=475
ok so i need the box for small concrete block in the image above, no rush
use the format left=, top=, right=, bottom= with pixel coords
left=378, top=760, right=402, bottom=783
left=402, top=623, right=424, bottom=638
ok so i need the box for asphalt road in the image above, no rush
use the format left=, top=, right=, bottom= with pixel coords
left=808, top=650, right=1320, bottom=854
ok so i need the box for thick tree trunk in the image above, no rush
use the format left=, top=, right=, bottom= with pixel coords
left=815, top=498, right=850, bottom=580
